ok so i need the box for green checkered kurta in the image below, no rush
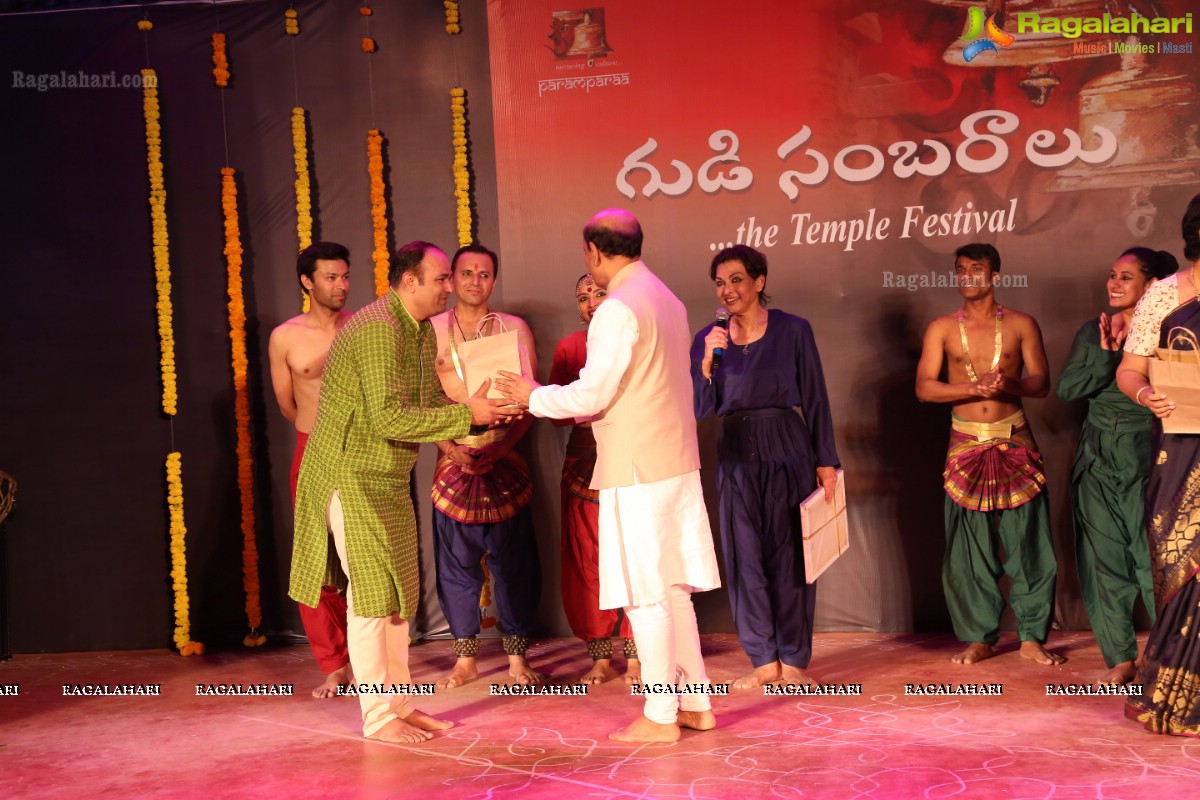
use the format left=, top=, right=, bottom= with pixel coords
left=289, top=291, right=471, bottom=618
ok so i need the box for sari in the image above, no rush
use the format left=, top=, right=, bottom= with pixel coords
left=1125, top=299, right=1200, bottom=736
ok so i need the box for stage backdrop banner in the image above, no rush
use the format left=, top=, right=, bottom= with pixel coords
left=487, top=0, right=1200, bottom=632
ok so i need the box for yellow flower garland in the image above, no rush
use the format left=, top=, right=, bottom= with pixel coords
left=137, top=19, right=153, bottom=31
left=212, top=33, right=229, bottom=87
left=367, top=129, right=389, bottom=296
left=444, top=0, right=461, bottom=34
left=292, top=107, right=314, bottom=311
left=450, top=88, right=472, bottom=247
left=142, top=69, right=178, bottom=416
left=285, top=7, right=299, bottom=36
left=220, top=169, right=267, bottom=648
left=166, top=452, right=204, bottom=656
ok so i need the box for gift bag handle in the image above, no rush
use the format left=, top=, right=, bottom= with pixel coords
left=474, top=312, right=508, bottom=336
left=1167, top=326, right=1200, bottom=351
left=1164, top=327, right=1200, bottom=362
left=447, top=311, right=511, bottom=384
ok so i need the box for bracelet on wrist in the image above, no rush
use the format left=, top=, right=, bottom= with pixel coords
left=1135, top=386, right=1151, bottom=406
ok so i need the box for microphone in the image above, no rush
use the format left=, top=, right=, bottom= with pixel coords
left=712, top=308, right=730, bottom=371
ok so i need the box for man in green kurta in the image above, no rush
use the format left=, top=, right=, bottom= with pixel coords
left=289, top=241, right=513, bottom=744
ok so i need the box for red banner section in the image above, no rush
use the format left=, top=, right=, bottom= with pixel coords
left=488, top=0, right=1200, bottom=631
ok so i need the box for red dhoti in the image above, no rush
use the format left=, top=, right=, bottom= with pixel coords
left=292, top=431, right=350, bottom=675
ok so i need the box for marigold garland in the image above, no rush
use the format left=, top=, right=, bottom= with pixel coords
left=285, top=7, right=299, bottom=35
left=367, top=129, right=390, bottom=296
left=212, top=33, right=229, bottom=87
left=292, top=107, right=314, bottom=311
left=142, top=69, right=178, bottom=416
left=137, top=18, right=153, bottom=31
left=361, top=37, right=377, bottom=53
left=166, top=452, right=205, bottom=656
left=359, top=6, right=372, bottom=16
left=444, top=0, right=461, bottom=34
left=450, top=88, right=473, bottom=247
left=219, top=169, right=267, bottom=648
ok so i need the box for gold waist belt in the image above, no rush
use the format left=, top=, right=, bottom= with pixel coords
left=951, top=409, right=1026, bottom=442
left=453, top=428, right=503, bottom=448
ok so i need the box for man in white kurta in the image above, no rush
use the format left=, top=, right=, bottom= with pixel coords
left=498, top=208, right=721, bottom=743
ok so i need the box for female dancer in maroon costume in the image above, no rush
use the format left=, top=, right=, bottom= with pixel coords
left=550, top=274, right=639, bottom=684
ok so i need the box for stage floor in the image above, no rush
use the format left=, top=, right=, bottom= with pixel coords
left=1, top=632, right=1195, bottom=799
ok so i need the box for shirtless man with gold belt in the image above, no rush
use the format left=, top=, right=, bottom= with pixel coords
left=916, top=243, right=1064, bottom=667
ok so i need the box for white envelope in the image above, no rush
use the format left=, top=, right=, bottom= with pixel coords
left=800, top=468, right=848, bottom=584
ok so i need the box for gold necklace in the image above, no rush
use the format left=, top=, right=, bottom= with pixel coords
left=957, top=306, right=1003, bottom=383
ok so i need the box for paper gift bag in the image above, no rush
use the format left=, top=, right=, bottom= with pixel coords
left=1151, top=326, right=1200, bottom=434
left=799, top=468, right=849, bottom=583
left=455, top=315, right=521, bottom=401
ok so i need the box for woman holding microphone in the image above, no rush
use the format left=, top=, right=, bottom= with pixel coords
left=691, top=244, right=839, bottom=690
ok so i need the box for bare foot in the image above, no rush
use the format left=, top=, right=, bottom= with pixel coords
left=1097, top=661, right=1137, bottom=685
left=437, top=656, right=478, bottom=689
left=623, top=658, right=641, bottom=686
left=731, top=661, right=782, bottom=690
left=401, top=708, right=454, bottom=732
left=609, top=715, right=680, bottom=743
left=676, top=709, right=716, bottom=731
left=580, top=658, right=618, bottom=685
left=950, top=643, right=994, bottom=665
left=1020, top=640, right=1065, bottom=666
left=312, top=664, right=352, bottom=698
left=780, top=664, right=816, bottom=687
left=508, top=654, right=545, bottom=685
left=366, top=717, right=435, bottom=744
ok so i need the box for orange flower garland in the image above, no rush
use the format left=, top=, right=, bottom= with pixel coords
left=359, top=6, right=372, bottom=16
left=137, top=19, right=153, bottom=31
left=220, top=169, right=266, bottom=648
left=166, top=452, right=204, bottom=656
left=367, top=130, right=390, bottom=296
left=361, top=37, right=377, bottom=53
left=292, top=110, right=313, bottom=250
left=292, top=108, right=314, bottom=311
left=212, top=33, right=229, bottom=87
left=450, top=88, right=473, bottom=247
left=444, top=1, right=461, bottom=34
left=142, top=69, right=178, bottom=416
left=285, top=7, right=299, bottom=36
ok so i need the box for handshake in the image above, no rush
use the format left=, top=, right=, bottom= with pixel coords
left=466, top=378, right=519, bottom=429
left=466, top=372, right=540, bottom=429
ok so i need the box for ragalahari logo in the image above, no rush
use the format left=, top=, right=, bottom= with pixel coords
left=960, top=6, right=1016, bottom=62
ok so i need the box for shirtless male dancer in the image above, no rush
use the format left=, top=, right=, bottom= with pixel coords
left=268, top=241, right=353, bottom=696
left=429, top=245, right=545, bottom=687
left=916, top=243, right=1064, bottom=667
